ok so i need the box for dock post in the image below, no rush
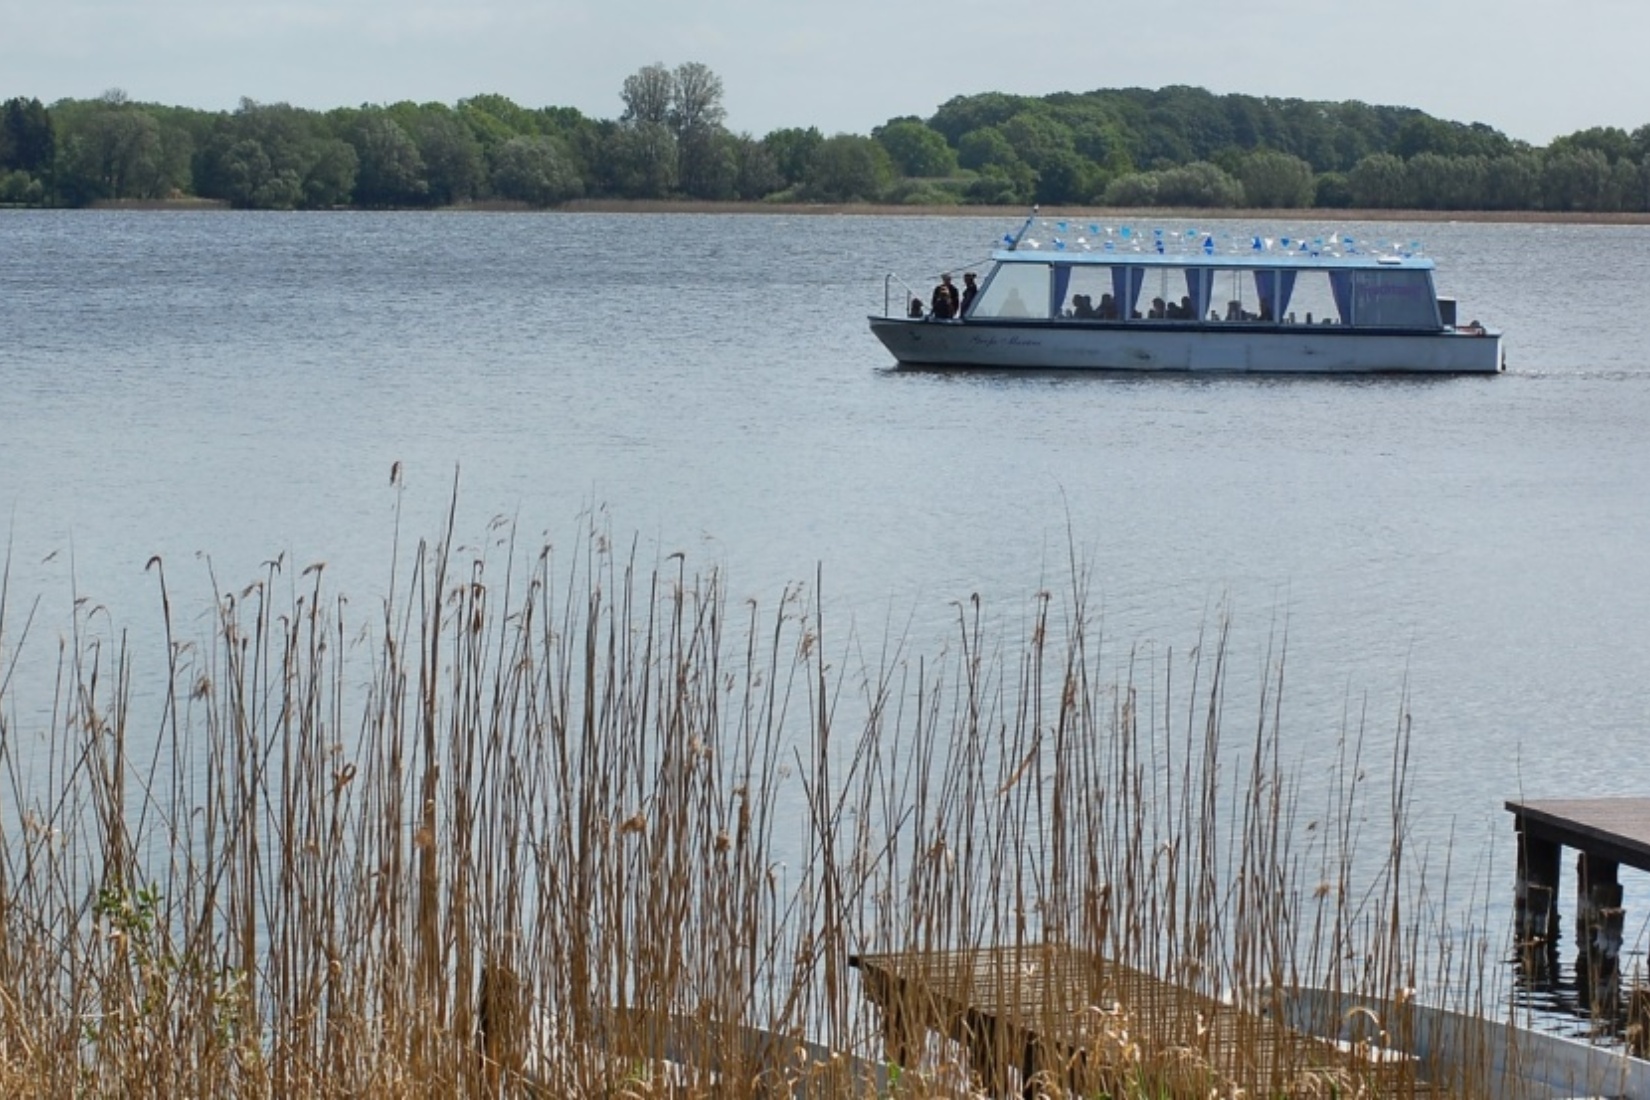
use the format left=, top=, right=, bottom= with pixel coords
left=1575, top=853, right=1623, bottom=1021
left=1513, top=827, right=1561, bottom=948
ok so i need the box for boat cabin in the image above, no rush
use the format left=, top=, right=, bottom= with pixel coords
left=967, top=250, right=1452, bottom=331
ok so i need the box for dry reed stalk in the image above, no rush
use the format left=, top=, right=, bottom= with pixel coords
left=0, top=506, right=1510, bottom=1098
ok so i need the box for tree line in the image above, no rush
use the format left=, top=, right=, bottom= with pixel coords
left=4, top=70, right=1650, bottom=212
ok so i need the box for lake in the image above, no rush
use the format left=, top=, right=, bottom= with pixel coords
left=3, top=208, right=1649, bottom=1015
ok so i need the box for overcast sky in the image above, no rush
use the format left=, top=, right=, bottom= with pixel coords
left=3, top=0, right=1643, bottom=146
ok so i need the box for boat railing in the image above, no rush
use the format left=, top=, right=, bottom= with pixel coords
left=883, top=273, right=925, bottom=318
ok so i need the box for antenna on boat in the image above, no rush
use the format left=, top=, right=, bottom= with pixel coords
left=1004, top=205, right=1039, bottom=252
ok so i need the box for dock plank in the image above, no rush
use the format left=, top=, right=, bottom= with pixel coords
left=850, top=943, right=1425, bottom=1097
left=1507, top=797, right=1650, bottom=873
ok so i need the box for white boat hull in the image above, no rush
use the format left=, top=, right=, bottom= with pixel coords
left=869, top=317, right=1505, bottom=374
left=1271, top=986, right=1650, bottom=1099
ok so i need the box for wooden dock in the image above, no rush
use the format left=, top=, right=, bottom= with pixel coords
left=1507, top=797, right=1650, bottom=1019
left=850, top=943, right=1431, bottom=1098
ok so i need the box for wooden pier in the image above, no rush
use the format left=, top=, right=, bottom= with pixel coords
left=1507, top=797, right=1650, bottom=1017
left=850, top=943, right=1429, bottom=1097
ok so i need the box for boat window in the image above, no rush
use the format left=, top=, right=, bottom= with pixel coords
left=1054, top=264, right=1121, bottom=319
left=971, top=263, right=1050, bottom=319
left=1204, top=267, right=1431, bottom=327
left=1341, top=269, right=1439, bottom=327
left=1125, top=266, right=1207, bottom=321
left=1218, top=268, right=1343, bottom=325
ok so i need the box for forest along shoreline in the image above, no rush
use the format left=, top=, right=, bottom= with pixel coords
left=63, top=198, right=1650, bottom=224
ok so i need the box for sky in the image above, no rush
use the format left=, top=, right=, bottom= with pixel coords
left=3, top=0, right=1646, bottom=147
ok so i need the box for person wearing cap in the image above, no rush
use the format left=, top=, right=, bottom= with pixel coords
left=930, top=273, right=959, bottom=320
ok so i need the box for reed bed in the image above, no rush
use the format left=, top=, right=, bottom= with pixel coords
left=0, top=505, right=1498, bottom=1098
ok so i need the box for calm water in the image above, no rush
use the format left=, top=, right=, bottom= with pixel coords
left=3, top=209, right=1650, bottom=1011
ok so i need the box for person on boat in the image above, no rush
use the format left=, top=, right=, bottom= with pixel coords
left=1148, top=297, right=1167, bottom=320
left=931, top=274, right=959, bottom=319
left=907, top=297, right=925, bottom=319
left=960, top=272, right=979, bottom=317
left=1179, top=295, right=1195, bottom=320
left=1097, top=293, right=1119, bottom=320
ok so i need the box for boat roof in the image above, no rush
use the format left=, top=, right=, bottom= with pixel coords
left=992, top=248, right=1435, bottom=271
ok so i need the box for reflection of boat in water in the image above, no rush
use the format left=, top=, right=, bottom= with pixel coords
left=1270, top=986, right=1650, bottom=1098
left=871, top=213, right=1505, bottom=374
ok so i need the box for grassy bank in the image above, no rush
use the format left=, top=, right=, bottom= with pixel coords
left=0, top=506, right=1503, bottom=1097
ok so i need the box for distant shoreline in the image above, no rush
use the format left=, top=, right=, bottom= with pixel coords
left=67, top=196, right=1650, bottom=225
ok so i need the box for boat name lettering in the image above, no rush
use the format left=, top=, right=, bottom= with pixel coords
left=969, top=334, right=1043, bottom=349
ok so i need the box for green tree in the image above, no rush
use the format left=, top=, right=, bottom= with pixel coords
left=731, top=135, right=781, bottom=199
left=348, top=112, right=427, bottom=206
left=1235, top=149, right=1314, bottom=208
left=928, top=92, right=1030, bottom=146
left=601, top=121, right=677, bottom=197
left=1613, top=158, right=1646, bottom=213
left=1069, top=117, right=1132, bottom=176
left=1153, top=161, right=1244, bottom=207
left=490, top=135, right=583, bottom=205
left=0, top=170, right=46, bottom=204
left=1313, top=172, right=1353, bottom=208
left=669, top=62, right=725, bottom=137
left=1393, top=115, right=1458, bottom=159
left=802, top=134, right=892, bottom=202
left=54, top=92, right=168, bottom=204
left=762, top=127, right=822, bottom=188
left=873, top=119, right=957, bottom=178
left=1348, top=153, right=1408, bottom=208
left=964, top=172, right=1025, bottom=205
left=1406, top=153, right=1488, bottom=209
left=303, top=139, right=358, bottom=207
left=620, top=63, right=674, bottom=127
left=677, top=128, right=737, bottom=199
left=1483, top=153, right=1541, bottom=210
left=1101, top=171, right=1158, bottom=206
left=957, top=127, right=1017, bottom=173
left=998, top=111, right=1075, bottom=174
left=1033, top=149, right=1092, bottom=204
left=1, top=97, right=55, bottom=175
left=1542, top=147, right=1614, bottom=211
left=195, top=99, right=313, bottom=209
left=412, top=111, right=484, bottom=205
left=1549, top=126, right=1634, bottom=165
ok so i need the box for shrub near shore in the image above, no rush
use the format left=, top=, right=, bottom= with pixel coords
left=0, top=511, right=1495, bottom=1097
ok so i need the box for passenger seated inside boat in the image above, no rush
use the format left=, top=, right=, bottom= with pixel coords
left=1148, top=297, right=1167, bottom=320
left=1070, top=293, right=1094, bottom=318
left=1097, top=293, right=1119, bottom=320
left=1225, top=300, right=1243, bottom=321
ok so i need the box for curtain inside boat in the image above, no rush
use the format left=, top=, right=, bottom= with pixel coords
left=1328, top=271, right=1354, bottom=322
left=1052, top=266, right=1072, bottom=315
left=1252, top=270, right=1298, bottom=320
left=1184, top=269, right=1211, bottom=320
left=1111, top=267, right=1145, bottom=317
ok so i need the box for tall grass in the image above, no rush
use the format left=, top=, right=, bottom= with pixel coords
left=0, top=506, right=1497, bottom=1097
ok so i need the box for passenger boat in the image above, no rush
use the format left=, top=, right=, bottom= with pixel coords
left=870, top=213, right=1504, bottom=374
